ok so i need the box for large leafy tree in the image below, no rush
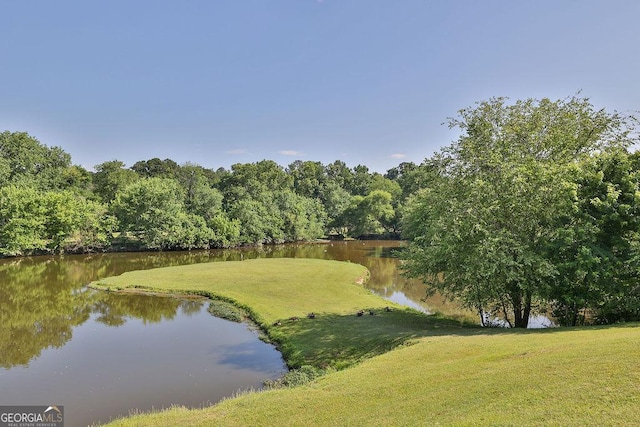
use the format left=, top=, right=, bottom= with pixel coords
left=323, top=182, right=353, bottom=234
left=325, top=160, right=354, bottom=192
left=402, top=96, right=637, bottom=328
left=221, top=160, right=327, bottom=244
left=0, top=131, right=72, bottom=190
left=177, top=163, right=224, bottom=221
left=288, top=160, right=327, bottom=199
left=276, top=190, right=326, bottom=241
left=385, top=161, right=439, bottom=201
left=228, top=197, right=284, bottom=244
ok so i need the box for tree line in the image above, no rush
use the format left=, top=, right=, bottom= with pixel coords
left=2, top=95, right=640, bottom=327
left=0, top=130, right=429, bottom=256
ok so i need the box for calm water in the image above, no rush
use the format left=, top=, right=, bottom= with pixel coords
left=0, top=241, right=475, bottom=426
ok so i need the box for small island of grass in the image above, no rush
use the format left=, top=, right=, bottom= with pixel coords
left=91, top=258, right=640, bottom=427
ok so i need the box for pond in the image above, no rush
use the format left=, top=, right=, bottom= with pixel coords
left=0, top=240, right=477, bottom=426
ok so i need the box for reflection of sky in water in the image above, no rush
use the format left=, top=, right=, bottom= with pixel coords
left=485, top=314, right=555, bottom=329
left=383, top=291, right=555, bottom=329
left=381, top=286, right=555, bottom=328
left=528, top=315, right=555, bottom=329
left=376, top=290, right=430, bottom=314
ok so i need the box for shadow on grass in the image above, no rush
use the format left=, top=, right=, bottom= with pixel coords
left=267, top=310, right=640, bottom=371
left=267, top=308, right=482, bottom=370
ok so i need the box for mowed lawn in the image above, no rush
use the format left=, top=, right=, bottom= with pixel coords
left=92, top=259, right=640, bottom=426
left=92, top=258, right=378, bottom=325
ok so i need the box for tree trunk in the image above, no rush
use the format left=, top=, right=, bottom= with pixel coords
left=521, top=291, right=532, bottom=328
left=511, top=288, right=531, bottom=328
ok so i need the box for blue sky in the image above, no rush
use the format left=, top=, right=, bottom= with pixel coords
left=2, top=1, right=639, bottom=173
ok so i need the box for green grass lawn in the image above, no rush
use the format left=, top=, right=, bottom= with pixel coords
left=92, top=259, right=640, bottom=426
left=92, top=258, right=377, bottom=326
left=91, top=258, right=463, bottom=369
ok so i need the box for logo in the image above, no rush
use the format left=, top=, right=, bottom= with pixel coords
left=0, top=405, right=64, bottom=427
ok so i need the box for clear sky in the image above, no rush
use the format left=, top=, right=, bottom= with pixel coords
left=1, top=1, right=639, bottom=173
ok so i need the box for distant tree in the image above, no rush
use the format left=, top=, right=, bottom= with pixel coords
left=386, top=161, right=438, bottom=200
left=221, top=160, right=292, bottom=204
left=350, top=164, right=373, bottom=196
left=324, top=182, right=353, bottom=234
left=337, top=190, right=395, bottom=237
left=208, top=213, right=241, bottom=248
left=93, top=160, right=139, bottom=203
left=0, top=156, right=10, bottom=184
left=41, top=191, right=114, bottom=253
left=0, top=185, right=111, bottom=255
left=65, top=199, right=115, bottom=252
left=0, top=186, right=47, bottom=255
left=369, top=173, right=401, bottom=200
left=42, top=191, right=90, bottom=252
left=112, top=178, right=212, bottom=250
left=277, top=190, right=326, bottom=241
left=173, top=212, right=215, bottom=250
left=228, top=197, right=284, bottom=244
left=325, top=160, right=354, bottom=191
left=369, top=173, right=402, bottom=232
left=61, top=165, right=94, bottom=198
left=130, top=158, right=179, bottom=179
left=0, top=131, right=72, bottom=190
left=177, top=162, right=220, bottom=190
left=288, top=160, right=327, bottom=199
left=177, top=163, right=224, bottom=221
left=221, top=160, right=306, bottom=244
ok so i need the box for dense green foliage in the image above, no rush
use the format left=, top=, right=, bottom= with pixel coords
left=402, top=96, right=640, bottom=327
left=0, top=132, right=421, bottom=255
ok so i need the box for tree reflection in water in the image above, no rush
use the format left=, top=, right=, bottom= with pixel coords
left=0, top=255, right=204, bottom=368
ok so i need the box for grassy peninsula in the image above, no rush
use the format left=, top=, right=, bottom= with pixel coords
left=90, top=258, right=461, bottom=369
left=91, top=258, right=640, bottom=426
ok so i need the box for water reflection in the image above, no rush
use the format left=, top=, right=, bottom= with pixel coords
left=0, top=258, right=92, bottom=368
left=0, top=251, right=251, bottom=369
left=0, top=258, right=197, bottom=368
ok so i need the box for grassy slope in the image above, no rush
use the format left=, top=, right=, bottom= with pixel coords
left=104, top=326, right=640, bottom=427
left=93, top=259, right=640, bottom=426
